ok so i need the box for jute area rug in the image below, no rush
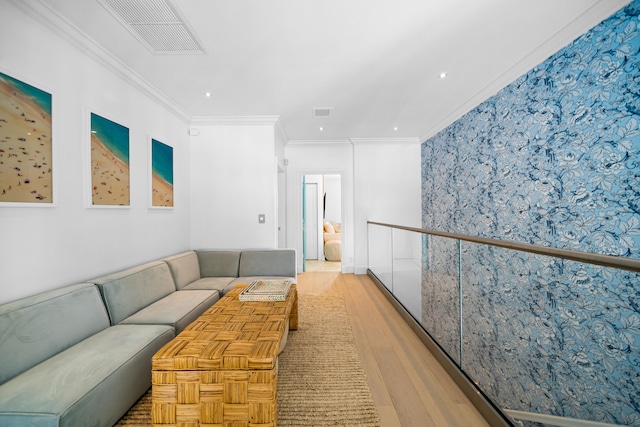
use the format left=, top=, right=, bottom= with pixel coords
left=115, top=293, right=381, bottom=426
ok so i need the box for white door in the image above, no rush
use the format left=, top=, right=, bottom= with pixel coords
left=305, top=182, right=318, bottom=260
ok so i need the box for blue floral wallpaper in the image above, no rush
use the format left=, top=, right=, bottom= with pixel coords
left=421, top=1, right=640, bottom=425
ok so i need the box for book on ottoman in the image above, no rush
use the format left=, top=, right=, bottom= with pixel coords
left=239, top=279, right=292, bottom=301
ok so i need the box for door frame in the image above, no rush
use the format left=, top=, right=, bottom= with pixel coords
left=299, top=171, right=343, bottom=272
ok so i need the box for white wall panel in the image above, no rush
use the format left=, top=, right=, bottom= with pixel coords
left=0, top=4, right=191, bottom=304
left=189, top=125, right=277, bottom=249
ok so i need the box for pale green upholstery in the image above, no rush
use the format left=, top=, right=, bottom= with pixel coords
left=0, top=248, right=296, bottom=426
left=162, top=251, right=201, bottom=290
left=163, top=251, right=237, bottom=294
left=0, top=283, right=109, bottom=385
left=92, top=260, right=219, bottom=333
left=197, top=250, right=241, bottom=277
left=120, top=289, right=219, bottom=333
left=0, top=282, right=174, bottom=426
left=183, top=276, right=237, bottom=292
left=92, top=261, right=176, bottom=325
left=238, top=249, right=297, bottom=278
left=0, top=324, right=173, bottom=427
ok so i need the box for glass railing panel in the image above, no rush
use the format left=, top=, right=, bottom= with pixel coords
left=460, top=241, right=640, bottom=426
left=368, top=222, right=393, bottom=291
left=421, top=233, right=461, bottom=365
left=391, top=228, right=423, bottom=320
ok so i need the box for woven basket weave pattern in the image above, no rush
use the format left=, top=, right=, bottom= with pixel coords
left=151, top=284, right=297, bottom=426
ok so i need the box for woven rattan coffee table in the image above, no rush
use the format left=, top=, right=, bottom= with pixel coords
left=151, top=283, right=298, bottom=427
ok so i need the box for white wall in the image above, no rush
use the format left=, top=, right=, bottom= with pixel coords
left=353, top=140, right=422, bottom=273
left=285, top=142, right=355, bottom=273
left=189, top=124, right=278, bottom=249
left=275, top=124, right=287, bottom=248
left=0, top=3, right=192, bottom=304
left=0, top=4, right=424, bottom=305
left=323, top=174, right=341, bottom=224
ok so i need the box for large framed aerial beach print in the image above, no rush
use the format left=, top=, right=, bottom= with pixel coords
left=0, top=71, right=53, bottom=205
left=150, top=138, right=173, bottom=207
left=90, top=112, right=130, bottom=206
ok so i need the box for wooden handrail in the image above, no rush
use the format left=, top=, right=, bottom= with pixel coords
left=368, top=221, right=640, bottom=273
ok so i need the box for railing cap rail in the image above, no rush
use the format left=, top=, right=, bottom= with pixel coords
left=368, top=221, right=640, bottom=273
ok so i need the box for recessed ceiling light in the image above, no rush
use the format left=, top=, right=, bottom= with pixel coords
left=205, top=92, right=211, bottom=97
left=319, top=126, right=324, bottom=131
left=439, top=72, right=447, bottom=79
left=393, top=126, right=398, bottom=131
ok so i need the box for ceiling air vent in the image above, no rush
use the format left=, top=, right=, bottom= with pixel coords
left=312, top=107, right=334, bottom=118
left=98, top=0, right=204, bottom=54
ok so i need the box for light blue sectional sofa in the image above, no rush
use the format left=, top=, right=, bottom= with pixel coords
left=0, top=248, right=296, bottom=427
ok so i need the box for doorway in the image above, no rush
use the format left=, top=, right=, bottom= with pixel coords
left=302, top=174, right=342, bottom=272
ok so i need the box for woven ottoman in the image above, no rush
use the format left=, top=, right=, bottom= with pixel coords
left=151, top=283, right=298, bottom=427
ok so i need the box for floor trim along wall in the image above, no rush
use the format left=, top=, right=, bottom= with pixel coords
left=367, top=269, right=517, bottom=427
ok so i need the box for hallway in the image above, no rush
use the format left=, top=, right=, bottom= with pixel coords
left=296, top=271, right=491, bottom=426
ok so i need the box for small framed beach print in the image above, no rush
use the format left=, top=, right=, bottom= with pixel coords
left=150, top=138, right=173, bottom=208
left=0, top=71, right=54, bottom=205
left=89, top=112, right=130, bottom=207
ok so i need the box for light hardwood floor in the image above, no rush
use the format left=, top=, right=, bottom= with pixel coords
left=296, top=271, right=491, bottom=427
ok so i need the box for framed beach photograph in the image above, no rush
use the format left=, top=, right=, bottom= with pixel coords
left=0, top=71, right=53, bottom=205
left=150, top=138, right=173, bottom=208
left=89, top=112, right=130, bottom=207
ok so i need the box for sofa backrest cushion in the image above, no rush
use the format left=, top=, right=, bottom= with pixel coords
left=197, top=251, right=241, bottom=278
left=238, top=249, right=296, bottom=278
left=0, top=283, right=110, bottom=385
left=92, top=261, right=176, bottom=325
left=162, top=251, right=201, bottom=290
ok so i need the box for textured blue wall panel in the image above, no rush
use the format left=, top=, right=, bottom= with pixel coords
left=421, top=1, right=640, bottom=424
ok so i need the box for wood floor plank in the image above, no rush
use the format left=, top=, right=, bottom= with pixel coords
left=345, top=274, right=456, bottom=426
left=296, top=270, right=491, bottom=427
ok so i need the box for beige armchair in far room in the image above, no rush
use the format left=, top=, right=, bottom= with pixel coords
left=323, top=221, right=342, bottom=261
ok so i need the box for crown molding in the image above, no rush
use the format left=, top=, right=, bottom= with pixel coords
left=10, top=0, right=191, bottom=124
left=190, top=116, right=281, bottom=126
left=419, top=0, right=631, bottom=143
left=350, top=137, right=421, bottom=145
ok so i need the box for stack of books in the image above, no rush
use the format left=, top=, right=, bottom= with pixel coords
left=239, top=279, right=292, bottom=302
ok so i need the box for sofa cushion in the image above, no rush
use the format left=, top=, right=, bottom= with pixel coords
left=182, top=277, right=236, bottom=293
left=0, top=324, right=174, bottom=427
left=91, top=261, right=176, bottom=325
left=0, top=283, right=110, bottom=385
left=120, top=290, right=220, bottom=333
left=197, top=250, right=241, bottom=277
left=238, top=249, right=296, bottom=278
left=162, top=251, right=201, bottom=290
left=324, top=232, right=341, bottom=242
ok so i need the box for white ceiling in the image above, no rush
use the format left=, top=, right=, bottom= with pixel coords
left=18, top=0, right=630, bottom=142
